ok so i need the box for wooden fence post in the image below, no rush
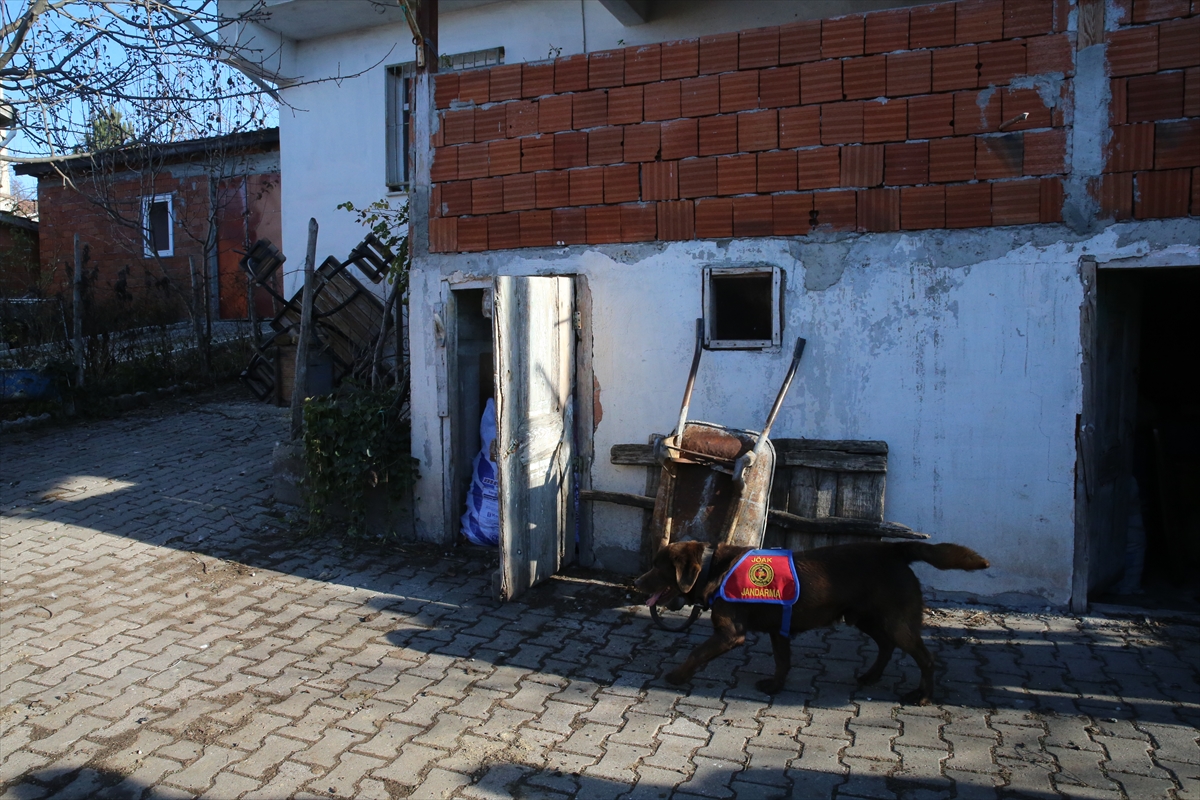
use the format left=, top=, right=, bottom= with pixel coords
left=73, top=234, right=84, bottom=388
left=290, top=218, right=319, bottom=441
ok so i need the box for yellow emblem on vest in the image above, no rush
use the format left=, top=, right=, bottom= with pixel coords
left=749, top=562, right=774, bottom=588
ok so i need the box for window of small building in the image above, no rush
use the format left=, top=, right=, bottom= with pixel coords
left=385, top=46, right=504, bottom=193
left=703, top=266, right=782, bottom=350
left=142, top=194, right=173, bottom=258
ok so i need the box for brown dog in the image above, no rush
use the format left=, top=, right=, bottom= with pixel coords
left=635, top=540, right=989, bottom=704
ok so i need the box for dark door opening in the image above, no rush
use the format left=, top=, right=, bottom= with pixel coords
left=1092, top=266, right=1200, bottom=612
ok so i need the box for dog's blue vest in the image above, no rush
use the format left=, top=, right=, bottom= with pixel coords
left=713, top=549, right=801, bottom=636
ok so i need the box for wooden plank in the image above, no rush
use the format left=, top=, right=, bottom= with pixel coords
left=611, top=443, right=658, bottom=466
left=778, top=451, right=887, bottom=472
left=580, top=489, right=928, bottom=540
left=775, top=438, right=888, bottom=455
left=614, top=441, right=888, bottom=471
left=835, top=472, right=886, bottom=522
left=788, top=466, right=818, bottom=518
left=814, top=470, right=837, bottom=518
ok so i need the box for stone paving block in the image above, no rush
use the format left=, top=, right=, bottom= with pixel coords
left=414, top=766, right=475, bottom=798
left=163, top=744, right=246, bottom=792
left=241, top=760, right=320, bottom=799
left=1096, top=732, right=1174, bottom=777
left=228, top=733, right=308, bottom=777
left=1109, top=769, right=1182, bottom=798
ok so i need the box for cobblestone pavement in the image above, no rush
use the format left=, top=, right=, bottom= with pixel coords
left=2, top=391, right=1198, bottom=800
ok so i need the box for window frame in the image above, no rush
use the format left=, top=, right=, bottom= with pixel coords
left=702, top=265, right=783, bottom=350
left=385, top=46, right=505, bottom=193
left=142, top=193, right=174, bottom=258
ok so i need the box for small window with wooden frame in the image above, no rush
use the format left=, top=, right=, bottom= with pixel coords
left=386, top=46, right=504, bottom=193
left=142, top=193, right=174, bottom=258
left=703, top=265, right=782, bottom=350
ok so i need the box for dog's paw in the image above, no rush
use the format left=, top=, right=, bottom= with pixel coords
left=855, top=671, right=882, bottom=687
left=664, top=669, right=689, bottom=686
left=755, top=678, right=783, bottom=694
left=900, top=689, right=931, bottom=706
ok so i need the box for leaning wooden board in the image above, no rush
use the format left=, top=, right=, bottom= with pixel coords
left=594, top=437, right=926, bottom=565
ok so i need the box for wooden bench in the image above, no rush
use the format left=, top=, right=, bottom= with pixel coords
left=584, top=437, right=926, bottom=567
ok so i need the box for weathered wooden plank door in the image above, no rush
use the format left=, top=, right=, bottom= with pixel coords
left=493, top=276, right=575, bottom=601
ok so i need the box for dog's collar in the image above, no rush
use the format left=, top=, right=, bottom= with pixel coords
left=696, top=545, right=715, bottom=608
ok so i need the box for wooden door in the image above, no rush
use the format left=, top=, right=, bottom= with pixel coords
left=493, top=276, right=575, bottom=601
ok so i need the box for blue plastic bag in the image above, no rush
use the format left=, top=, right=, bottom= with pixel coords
left=461, top=398, right=500, bottom=546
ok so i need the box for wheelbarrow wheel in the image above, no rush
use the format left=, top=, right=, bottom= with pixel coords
left=650, top=603, right=703, bottom=632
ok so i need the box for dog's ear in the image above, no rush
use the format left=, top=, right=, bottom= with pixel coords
left=673, top=545, right=703, bottom=594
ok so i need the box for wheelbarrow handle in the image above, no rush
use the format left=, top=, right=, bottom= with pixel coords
left=673, top=318, right=705, bottom=438
left=732, top=336, right=807, bottom=488
left=758, top=336, right=806, bottom=443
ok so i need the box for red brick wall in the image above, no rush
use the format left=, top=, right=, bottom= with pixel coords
left=427, top=0, right=1199, bottom=253
left=0, top=220, right=40, bottom=296
left=1094, top=0, right=1200, bottom=218
left=36, top=173, right=211, bottom=299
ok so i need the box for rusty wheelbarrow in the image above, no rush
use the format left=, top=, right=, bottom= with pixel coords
left=647, top=320, right=806, bottom=631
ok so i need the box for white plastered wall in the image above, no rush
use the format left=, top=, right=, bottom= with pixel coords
left=408, top=220, right=1200, bottom=607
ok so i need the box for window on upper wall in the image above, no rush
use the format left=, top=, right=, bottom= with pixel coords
left=703, top=266, right=783, bottom=350
left=142, top=194, right=173, bottom=258
left=385, top=47, right=504, bottom=192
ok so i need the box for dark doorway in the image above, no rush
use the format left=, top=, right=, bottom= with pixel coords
left=1092, top=266, right=1200, bottom=611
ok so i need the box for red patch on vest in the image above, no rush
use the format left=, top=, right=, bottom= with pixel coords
left=716, top=550, right=799, bottom=605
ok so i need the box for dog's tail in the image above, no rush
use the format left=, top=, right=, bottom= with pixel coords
left=896, top=542, right=989, bottom=571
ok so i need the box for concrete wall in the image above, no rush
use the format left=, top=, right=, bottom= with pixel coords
left=409, top=218, right=1198, bottom=606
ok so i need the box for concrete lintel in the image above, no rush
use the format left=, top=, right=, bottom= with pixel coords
left=598, top=0, right=649, bottom=26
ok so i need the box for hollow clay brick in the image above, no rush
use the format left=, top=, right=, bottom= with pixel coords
left=1106, top=124, right=1155, bottom=172
left=552, top=207, right=587, bottom=244
left=644, top=81, right=682, bottom=121
left=588, top=127, right=624, bottom=166
left=1107, top=27, right=1159, bottom=77
left=569, top=167, right=605, bottom=205
left=586, top=205, right=623, bottom=243
left=662, top=118, right=699, bottom=159
left=473, top=176, right=504, bottom=214
left=863, top=99, right=908, bottom=142
left=740, top=27, right=781, bottom=69
left=589, top=49, right=625, bottom=89
left=574, top=90, right=609, bottom=129
left=910, top=2, right=956, bottom=49
left=929, top=136, right=977, bottom=182
left=489, top=139, right=521, bottom=176
left=679, top=157, right=718, bottom=197
left=933, top=46, right=980, bottom=93
left=490, top=64, right=523, bottom=102
left=738, top=109, right=779, bottom=151
left=458, top=216, right=488, bottom=251
left=733, top=195, right=775, bottom=236
left=699, top=32, right=739, bottom=75
left=642, top=161, right=679, bottom=200
left=717, top=153, right=759, bottom=195
left=538, top=95, right=573, bottom=134
left=759, top=66, right=802, bottom=108
left=536, top=171, right=570, bottom=208
left=901, top=184, right=946, bottom=229
left=681, top=75, right=721, bottom=117
left=797, top=147, right=842, bottom=189
left=858, top=187, right=900, bottom=231
left=658, top=199, right=695, bottom=240
left=519, top=209, right=553, bottom=248
left=908, top=93, right=955, bottom=140
left=507, top=100, right=539, bottom=138
left=976, top=134, right=1024, bottom=179
left=475, top=106, right=507, bottom=142
left=435, top=73, right=460, bottom=109
left=758, top=150, right=798, bottom=192
left=1003, top=0, right=1054, bottom=39
left=459, top=70, right=491, bottom=104
left=621, top=203, right=658, bottom=241
left=978, top=40, right=1027, bottom=86
left=801, top=60, right=843, bottom=104
left=887, top=50, right=932, bottom=97
left=695, top=197, right=734, bottom=237
left=662, top=38, right=700, bottom=79
left=774, top=192, right=814, bottom=234
left=624, top=123, right=662, bottom=162
left=1126, top=72, right=1184, bottom=122
left=522, top=63, right=555, bottom=98
left=608, top=86, right=644, bottom=125
left=554, top=131, right=588, bottom=169
left=503, top=172, right=536, bottom=211
left=992, top=177, right=1041, bottom=224
left=556, top=54, right=590, bottom=93
left=780, top=105, right=822, bottom=148
left=956, top=0, right=1003, bottom=44
left=884, top=141, right=930, bottom=184
left=821, top=101, right=865, bottom=144
left=865, top=8, right=910, bottom=54
left=841, top=144, right=885, bottom=187
left=843, top=56, right=888, bottom=100
left=823, top=15, right=866, bottom=59
left=698, top=115, right=739, bottom=155
left=720, top=71, right=760, bottom=113
left=812, top=189, right=857, bottom=229
left=780, top=20, right=823, bottom=65
left=626, top=43, right=663, bottom=84
left=604, top=164, right=641, bottom=204
left=521, top=135, right=554, bottom=172
left=946, top=182, right=992, bottom=227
